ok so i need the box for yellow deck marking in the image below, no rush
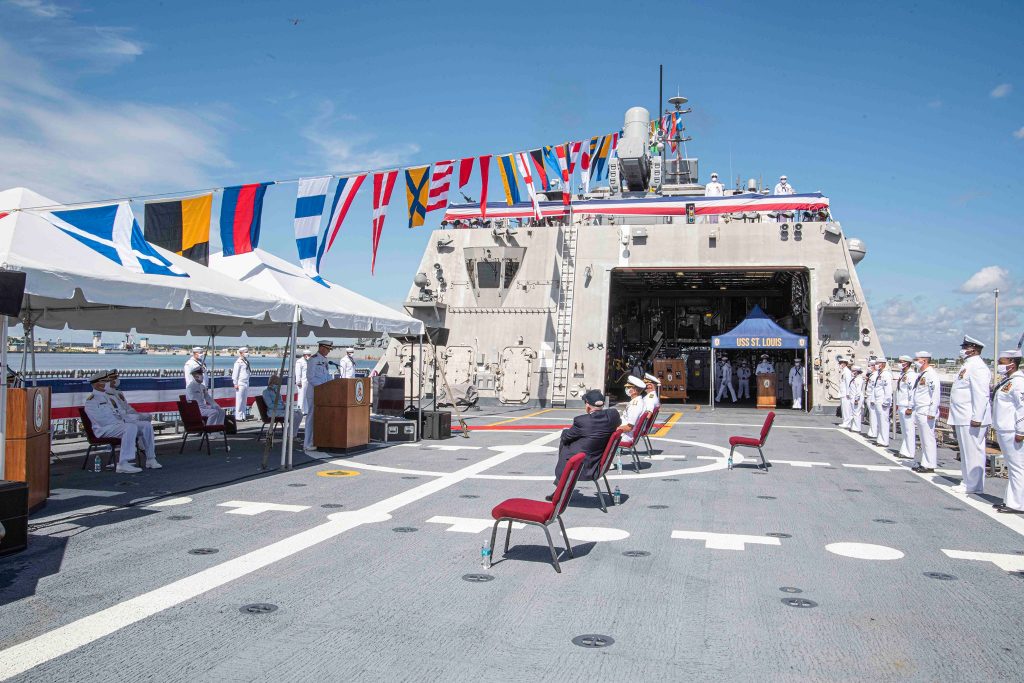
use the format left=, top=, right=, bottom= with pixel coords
left=317, top=469, right=360, bottom=478
left=652, top=412, right=682, bottom=438
left=488, top=407, right=558, bottom=426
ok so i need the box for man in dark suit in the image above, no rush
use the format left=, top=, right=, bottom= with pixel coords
left=553, top=389, right=622, bottom=485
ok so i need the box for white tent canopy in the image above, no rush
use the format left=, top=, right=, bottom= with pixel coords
left=0, top=187, right=295, bottom=335
left=209, top=249, right=423, bottom=337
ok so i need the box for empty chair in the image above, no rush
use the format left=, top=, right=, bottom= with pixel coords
left=640, top=405, right=661, bottom=453
left=727, top=411, right=775, bottom=470
left=489, top=452, right=585, bottom=573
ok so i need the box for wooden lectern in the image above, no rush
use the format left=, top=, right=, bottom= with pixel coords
left=313, top=378, right=370, bottom=450
left=5, top=387, right=50, bottom=511
left=756, top=374, right=777, bottom=410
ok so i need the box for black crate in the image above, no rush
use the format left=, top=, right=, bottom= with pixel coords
left=0, top=480, right=28, bottom=557
left=370, top=416, right=418, bottom=443
left=423, top=411, right=452, bottom=440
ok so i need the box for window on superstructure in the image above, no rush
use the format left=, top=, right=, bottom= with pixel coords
left=503, top=259, right=520, bottom=289
left=476, top=260, right=501, bottom=288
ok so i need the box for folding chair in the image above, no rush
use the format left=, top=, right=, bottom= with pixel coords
left=585, top=431, right=624, bottom=513
left=176, top=398, right=229, bottom=455
left=252, top=395, right=284, bottom=442
left=641, top=405, right=661, bottom=454
left=728, top=411, right=775, bottom=470
left=489, top=452, right=586, bottom=573
left=78, top=407, right=122, bottom=470
left=619, top=410, right=652, bottom=472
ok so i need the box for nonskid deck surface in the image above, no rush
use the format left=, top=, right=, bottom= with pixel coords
left=1, top=407, right=1022, bottom=681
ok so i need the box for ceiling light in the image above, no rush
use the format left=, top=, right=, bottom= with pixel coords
left=719, top=286, right=727, bottom=290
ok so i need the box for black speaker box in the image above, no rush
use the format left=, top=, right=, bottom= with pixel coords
left=0, top=480, right=29, bottom=557
left=0, top=271, right=26, bottom=317
left=423, top=410, right=452, bottom=440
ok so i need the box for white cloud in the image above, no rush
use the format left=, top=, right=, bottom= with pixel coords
left=301, top=101, right=419, bottom=173
left=958, top=265, right=1010, bottom=293
left=991, top=83, right=1013, bottom=98
left=5, top=0, right=67, bottom=18
left=0, top=36, right=230, bottom=202
left=1014, top=127, right=1024, bottom=140
left=927, top=99, right=943, bottom=109
left=3, top=2, right=143, bottom=69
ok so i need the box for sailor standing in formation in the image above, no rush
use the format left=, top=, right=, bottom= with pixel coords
left=105, top=370, right=160, bottom=469
left=864, top=360, right=879, bottom=440
left=909, top=351, right=941, bottom=473
left=788, top=357, right=805, bottom=409
left=736, top=361, right=751, bottom=400
left=186, top=368, right=225, bottom=425
left=837, top=356, right=854, bottom=429
left=643, top=373, right=661, bottom=413
left=338, top=347, right=356, bottom=379
left=849, top=365, right=865, bottom=432
left=894, top=355, right=918, bottom=458
left=294, top=349, right=310, bottom=414
left=184, top=346, right=206, bottom=388
left=232, top=347, right=252, bottom=420
left=716, top=356, right=737, bottom=403
left=303, top=340, right=335, bottom=452
left=83, top=371, right=157, bottom=473
left=992, top=350, right=1024, bottom=514
left=871, top=359, right=894, bottom=447
left=948, top=335, right=992, bottom=494
left=773, top=175, right=795, bottom=195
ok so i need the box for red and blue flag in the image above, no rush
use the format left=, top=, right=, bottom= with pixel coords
left=220, top=182, right=270, bottom=256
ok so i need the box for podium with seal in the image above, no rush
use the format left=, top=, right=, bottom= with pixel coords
left=313, top=378, right=370, bottom=451
left=4, top=387, right=50, bottom=511
left=756, top=373, right=777, bottom=410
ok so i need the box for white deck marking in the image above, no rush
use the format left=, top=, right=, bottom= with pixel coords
left=671, top=530, right=782, bottom=550
left=837, top=429, right=1024, bottom=538
left=772, top=459, right=832, bottom=468
left=426, top=516, right=524, bottom=533
left=649, top=454, right=688, bottom=461
left=941, top=549, right=1024, bottom=572
left=842, top=464, right=903, bottom=472
left=145, top=497, right=193, bottom=507
left=326, top=461, right=445, bottom=476
left=217, top=501, right=311, bottom=516
left=427, top=445, right=482, bottom=451
left=47, top=488, right=125, bottom=501
left=825, top=542, right=905, bottom=560
left=0, top=431, right=563, bottom=681
left=565, top=526, right=630, bottom=542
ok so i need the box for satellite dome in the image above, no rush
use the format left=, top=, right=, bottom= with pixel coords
left=847, top=238, right=866, bottom=265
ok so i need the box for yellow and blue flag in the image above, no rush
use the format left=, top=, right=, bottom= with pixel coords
left=405, top=165, right=431, bottom=229
left=496, top=154, right=520, bottom=205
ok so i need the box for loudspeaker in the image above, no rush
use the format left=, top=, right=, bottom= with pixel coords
left=423, top=410, right=452, bottom=440
left=0, top=480, right=28, bottom=557
left=0, top=271, right=26, bottom=317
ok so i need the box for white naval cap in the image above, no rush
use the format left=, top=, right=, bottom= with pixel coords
left=760, top=354, right=769, bottom=359
left=643, top=372, right=661, bottom=386
left=625, top=375, right=646, bottom=389
left=914, top=351, right=932, bottom=359
left=317, top=340, right=335, bottom=348
left=191, top=346, right=203, bottom=353
left=238, top=346, right=248, bottom=353
left=836, top=355, right=848, bottom=363
left=710, top=172, right=718, bottom=178
left=999, top=349, right=1023, bottom=359
left=898, top=355, right=913, bottom=362
left=851, top=365, right=862, bottom=373
left=780, top=175, right=788, bottom=180
left=345, top=347, right=355, bottom=353
left=961, top=335, right=984, bottom=348
left=88, top=370, right=112, bottom=383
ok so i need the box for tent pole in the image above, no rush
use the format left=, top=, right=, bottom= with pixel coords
left=417, top=333, right=424, bottom=442
left=710, top=347, right=715, bottom=411
left=18, top=316, right=28, bottom=376
left=29, top=322, right=37, bottom=386
left=804, top=348, right=809, bottom=413
left=283, top=308, right=299, bottom=469
left=0, top=316, right=8, bottom=476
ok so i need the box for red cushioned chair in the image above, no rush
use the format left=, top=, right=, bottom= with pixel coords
left=728, top=411, right=775, bottom=471
left=587, top=431, right=624, bottom=513
left=489, top=452, right=586, bottom=573
left=618, top=410, right=652, bottom=472
left=640, top=405, right=661, bottom=454
left=177, top=398, right=229, bottom=455
left=78, top=407, right=124, bottom=470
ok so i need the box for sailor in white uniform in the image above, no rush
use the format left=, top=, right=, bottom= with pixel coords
left=773, top=175, right=795, bottom=195
left=992, top=350, right=1024, bottom=514
left=894, top=355, right=918, bottom=458
left=643, top=373, right=661, bottom=413
left=838, top=356, right=854, bottom=429
left=184, top=346, right=206, bottom=388
left=864, top=360, right=879, bottom=439
left=788, top=357, right=805, bottom=409
left=948, top=335, right=992, bottom=494
left=704, top=172, right=724, bottom=197
left=909, top=351, right=941, bottom=472
left=716, top=356, right=737, bottom=403
left=232, top=346, right=252, bottom=420
left=303, top=340, right=335, bottom=452
left=83, top=371, right=154, bottom=473
left=185, top=368, right=225, bottom=425
left=735, top=361, right=751, bottom=400
left=338, top=347, right=356, bottom=379
left=872, top=359, right=895, bottom=447
left=849, top=365, right=866, bottom=432
left=755, top=354, right=774, bottom=376
left=617, top=376, right=648, bottom=445
left=105, top=369, right=160, bottom=469
left=294, top=350, right=310, bottom=414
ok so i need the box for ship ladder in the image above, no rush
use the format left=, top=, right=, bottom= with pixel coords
left=551, top=223, right=579, bottom=407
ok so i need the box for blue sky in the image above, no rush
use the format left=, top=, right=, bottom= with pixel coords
left=0, top=0, right=1022, bottom=355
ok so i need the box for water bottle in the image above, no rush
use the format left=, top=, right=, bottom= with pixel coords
left=616, top=454, right=623, bottom=473
left=727, top=454, right=733, bottom=470
left=613, top=486, right=621, bottom=505
left=93, top=454, right=102, bottom=473
left=481, top=539, right=491, bottom=569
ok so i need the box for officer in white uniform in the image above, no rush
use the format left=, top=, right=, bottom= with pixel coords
left=303, top=340, right=335, bottom=452
left=185, top=368, right=225, bottom=425
left=773, top=175, right=795, bottom=195
left=617, top=376, right=648, bottom=443
left=643, top=373, right=661, bottom=412
left=736, top=361, right=752, bottom=400
left=704, top=172, right=724, bottom=223
left=838, top=356, right=854, bottom=429
left=849, top=365, right=865, bottom=432
left=864, top=360, right=879, bottom=439
left=992, top=350, right=1024, bottom=514
left=788, top=357, right=805, bottom=409
left=716, top=356, right=737, bottom=403
left=755, top=354, right=774, bottom=375
left=105, top=370, right=160, bottom=469
left=338, top=347, right=356, bottom=379
left=84, top=371, right=155, bottom=473
left=909, top=351, right=941, bottom=472
left=184, top=347, right=206, bottom=388
left=232, top=346, right=252, bottom=420
left=872, top=359, right=895, bottom=447
left=894, top=355, right=918, bottom=457
left=948, top=335, right=992, bottom=494
left=294, top=350, right=310, bottom=413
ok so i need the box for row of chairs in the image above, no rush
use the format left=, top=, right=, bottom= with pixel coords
left=489, top=410, right=776, bottom=573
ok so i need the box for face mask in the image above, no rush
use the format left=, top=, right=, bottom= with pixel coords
left=112, top=379, right=120, bottom=389
left=958, top=350, right=967, bottom=360
left=912, top=361, right=922, bottom=371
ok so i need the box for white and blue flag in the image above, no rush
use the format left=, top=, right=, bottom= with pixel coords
left=47, top=202, right=188, bottom=277
left=294, top=176, right=330, bottom=278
